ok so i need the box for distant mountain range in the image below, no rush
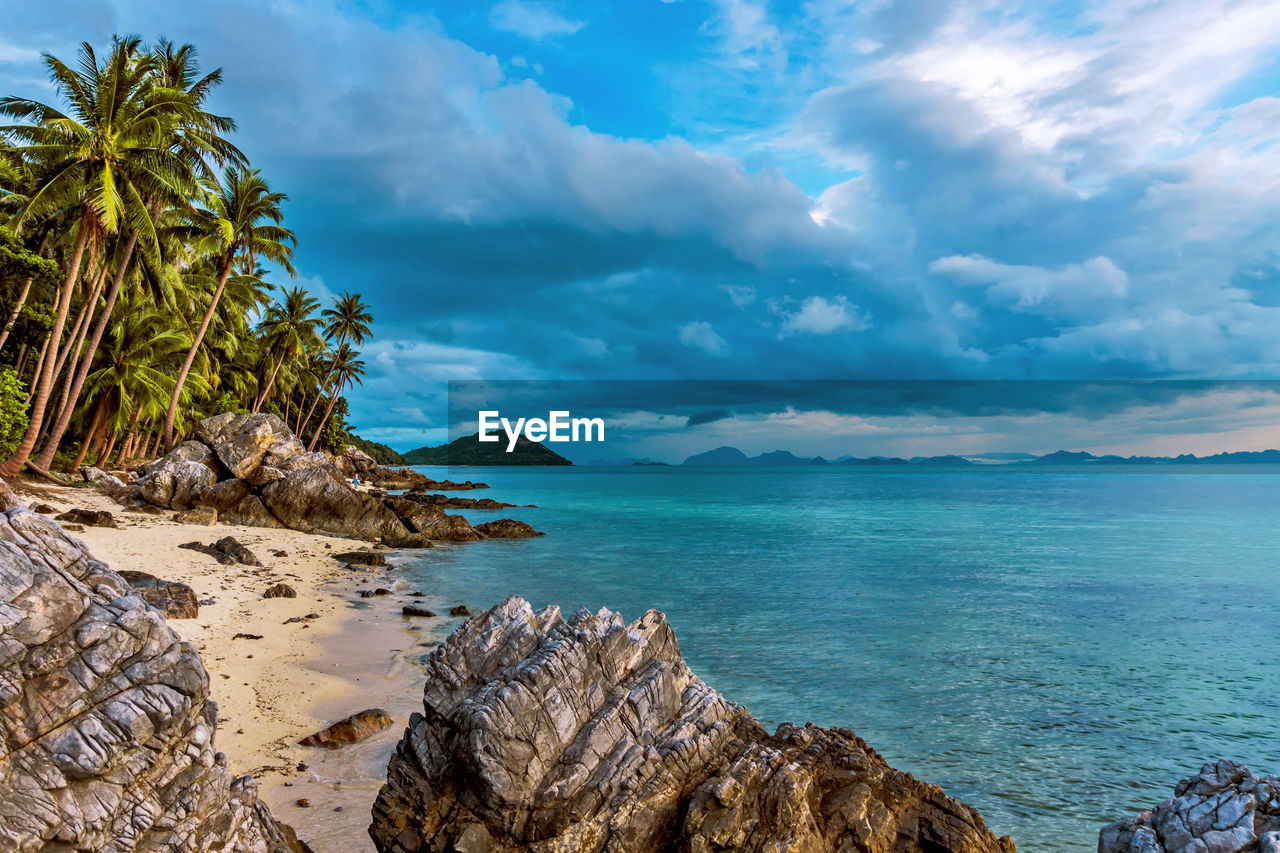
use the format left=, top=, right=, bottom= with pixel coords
left=672, top=445, right=1280, bottom=467
left=403, top=434, right=572, bottom=466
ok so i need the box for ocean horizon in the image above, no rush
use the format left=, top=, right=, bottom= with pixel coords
left=403, top=462, right=1280, bottom=851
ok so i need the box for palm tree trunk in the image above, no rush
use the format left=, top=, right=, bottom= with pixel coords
left=146, top=430, right=160, bottom=459
left=35, top=229, right=138, bottom=472
left=14, top=342, right=28, bottom=376
left=308, top=383, right=342, bottom=452
left=164, top=255, right=233, bottom=451
left=299, top=364, right=336, bottom=437
left=100, top=429, right=118, bottom=468
left=71, top=394, right=109, bottom=470
left=44, top=270, right=105, bottom=442
left=253, top=352, right=286, bottom=413
left=23, top=328, right=53, bottom=402
left=0, top=218, right=91, bottom=477
left=0, top=235, right=50, bottom=353
left=294, top=392, right=307, bottom=433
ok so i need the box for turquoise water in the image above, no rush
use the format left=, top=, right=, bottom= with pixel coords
left=402, top=465, right=1280, bottom=851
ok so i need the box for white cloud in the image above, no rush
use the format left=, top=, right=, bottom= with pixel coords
left=930, top=255, right=1130, bottom=321
left=776, top=295, right=868, bottom=336
left=720, top=283, right=756, bottom=307
left=678, top=320, right=729, bottom=355
left=489, top=0, right=585, bottom=40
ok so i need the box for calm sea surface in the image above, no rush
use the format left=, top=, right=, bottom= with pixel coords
left=401, top=464, right=1280, bottom=851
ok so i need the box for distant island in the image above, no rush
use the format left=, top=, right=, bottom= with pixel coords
left=404, top=433, right=573, bottom=466
left=665, top=445, right=1280, bottom=467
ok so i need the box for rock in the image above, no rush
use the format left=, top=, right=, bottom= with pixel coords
left=31, top=502, right=55, bottom=513
left=261, top=466, right=409, bottom=542
left=138, top=458, right=216, bottom=510
left=403, top=492, right=527, bottom=509
left=298, top=708, right=393, bottom=749
left=401, top=605, right=436, bottom=617
left=335, top=445, right=378, bottom=477
left=0, top=500, right=306, bottom=852
left=384, top=496, right=482, bottom=541
left=126, top=503, right=164, bottom=515
left=173, top=505, right=218, bottom=525
left=79, top=465, right=110, bottom=482
left=474, top=518, right=544, bottom=538
left=448, top=605, right=472, bottom=617
left=192, top=478, right=283, bottom=528
left=55, top=508, right=115, bottom=528
left=136, top=439, right=222, bottom=479
left=243, top=465, right=286, bottom=487
left=1099, top=760, right=1280, bottom=853
left=277, top=451, right=333, bottom=472
left=117, top=570, right=200, bottom=619
left=421, top=478, right=488, bottom=491
left=371, top=596, right=1015, bottom=853
left=264, top=583, right=297, bottom=599
left=207, top=414, right=294, bottom=479
left=383, top=532, right=435, bottom=549
left=179, top=536, right=261, bottom=567
left=332, top=550, right=388, bottom=567
left=216, top=536, right=262, bottom=566
left=62, top=523, right=85, bottom=531
left=365, top=466, right=430, bottom=490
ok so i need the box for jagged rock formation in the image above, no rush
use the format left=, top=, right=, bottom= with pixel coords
left=1099, top=760, right=1280, bottom=853
left=124, top=414, right=534, bottom=543
left=0, top=489, right=307, bottom=852
left=370, top=596, right=1015, bottom=853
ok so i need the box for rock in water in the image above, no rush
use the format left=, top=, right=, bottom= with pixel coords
left=370, top=596, right=1015, bottom=853
left=474, top=519, right=544, bottom=538
left=0, top=500, right=306, bottom=852
left=299, top=709, right=394, bottom=749
left=261, top=466, right=409, bottom=542
left=1099, top=760, right=1280, bottom=853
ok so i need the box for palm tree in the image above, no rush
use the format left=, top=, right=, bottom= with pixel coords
left=307, top=342, right=364, bottom=451
left=162, top=166, right=294, bottom=449
left=251, top=285, right=321, bottom=412
left=299, top=291, right=372, bottom=435
left=0, top=36, right=201, bottom=474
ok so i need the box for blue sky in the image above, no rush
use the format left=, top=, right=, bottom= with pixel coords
left=4, top=0, right=1280, bottom=451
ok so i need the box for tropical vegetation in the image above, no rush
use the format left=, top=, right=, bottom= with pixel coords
left=0, top=35, right=375, bottom=476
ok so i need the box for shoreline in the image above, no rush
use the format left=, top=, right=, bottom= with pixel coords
left=22, top=480, right=443, bottom=853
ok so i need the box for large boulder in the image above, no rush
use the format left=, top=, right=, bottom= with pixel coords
left=136, top=439, right=222, bottom=479
left=191, top=479, right=282, bottom=528
left=137, top=459, right=216, bottom=510
left=335, top=446, right=378, bottom=477
left=1099, top=760, right=1280, bottom=853
left=0, top=497, right=306, bottom=852
left=261, top=466, right=409, bottom=542
left=383, top=496, right=481, bottom=541
left=365, top=466, right=429, bottom=490
left=370, top=596, right=1015, bottom=853
left=474, top=518, right=543, bottom=538
left=117, top=570, right=200, bottom=619
left=203, top=413, right=298, bottom=479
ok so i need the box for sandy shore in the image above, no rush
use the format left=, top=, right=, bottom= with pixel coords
left=20, top=481, right=451, bottom=852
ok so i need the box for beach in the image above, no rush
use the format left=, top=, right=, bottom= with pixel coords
left=18, top=480, right=440, bottom=853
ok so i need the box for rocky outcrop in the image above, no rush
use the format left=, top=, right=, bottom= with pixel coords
left=261, top=467, right=409, bottom=541
left=116, top=570, right=201, bottom=618
left=174, top=506, right=218, bottom=525
left=473, top=519, right=543, bottom=538
left=0, top=494, right=306, bottom=852
left=370, top=596, right=1014, bottom=853
left=382, top=497, right=482, bottom=541
left=364, top=467, right=430, bottom=490
left=1099, top=760, right=1280, bottom=853
left=335, top=446, right=378, bottom=477
left=55, top=508, right=115, bottom=528
left=402, top=492, right=527, bottom=509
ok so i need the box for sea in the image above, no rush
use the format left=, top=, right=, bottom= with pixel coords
left=400, top=464, right=1280, bottom=851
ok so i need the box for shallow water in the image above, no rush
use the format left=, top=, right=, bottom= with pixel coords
left=402, top=464, right=1280, bottom=851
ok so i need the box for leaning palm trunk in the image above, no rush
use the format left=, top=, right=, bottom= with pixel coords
left=252, top=353, right=286, bottom=413
left=299, top=364, right=336, bottom=437
left=43, top=269, right=106, bottom=443
left=163, top=256, right=233, bottom=451
left=0, top=236, right=50, bottom=353
left=23, top=328, right=54, bottom=404
left=0, top=219, right=91, bottom=477
left=307, top=384, right=342, bottom=452
left=71, top=395, right=110, bottom=470
left=35, top=229, right=139, bottom=472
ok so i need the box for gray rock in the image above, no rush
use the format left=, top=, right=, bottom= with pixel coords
left=138, top=459, right=216, bottom=510
left=117, top=570, right=200, bottom=618
left=136, top=439, right=221, bottom=479
left=173, top=505, right=218, bottom=525
left=335, top=445, right=378, bottom=476
left=1100, top=760, right=1280, bottom=853
left=261, top=467, right=409, bottom=542
left=371, top=596, right=1015, bottom=853
left=0, top=494, right=306, bottom=852
left=191, top=479, right=282, bottom=529
left=383, top=496, right=481, bottom=541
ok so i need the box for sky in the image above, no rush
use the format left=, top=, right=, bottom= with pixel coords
left=3, top=0, right=1280, bottom=452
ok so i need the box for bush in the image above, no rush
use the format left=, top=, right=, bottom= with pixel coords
left=0, top=368, right=28, bottom=458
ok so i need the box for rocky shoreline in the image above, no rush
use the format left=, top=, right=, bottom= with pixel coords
left=2, top=421, right=1272, bottom=852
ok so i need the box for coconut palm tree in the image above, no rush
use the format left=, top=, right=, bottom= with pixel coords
left=307, top=343, right=364, bottom=451
left=299, top=291, right=373, bottom=435
left=162, top=166, right=294, bottom=449
left=0, top=36, right=202, bottom=475
left=251, top=285, right=321, bottom=412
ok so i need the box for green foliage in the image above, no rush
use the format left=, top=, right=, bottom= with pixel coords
left=404, top=433, right=573, bottom=466
left=318, top=396, right=352, bottom=451
left=0, top=368, right=28, bottom=457
left=0, top=226, right=58, bottom=286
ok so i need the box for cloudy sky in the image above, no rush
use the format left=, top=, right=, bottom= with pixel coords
left=4, top=0, right=1280, bottom=451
